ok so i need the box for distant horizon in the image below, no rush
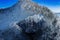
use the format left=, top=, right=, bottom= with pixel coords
left=32, top=0, right=60, bottom=13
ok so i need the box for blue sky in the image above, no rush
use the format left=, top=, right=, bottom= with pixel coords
left=0, top=0, right=60, bottom=13
left=0, top=0, right=18, bottom=9
left=32, top=0, right=60, bottom=13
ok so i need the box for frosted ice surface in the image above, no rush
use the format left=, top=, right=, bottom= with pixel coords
left=25, top=14, right=44, bottom=23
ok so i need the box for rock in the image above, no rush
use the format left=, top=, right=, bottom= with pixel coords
left=0, top=0, right=60, bottom=40
left=16, top=14, right=58, bottom=40
left=0, top=14, right=59, bottom=40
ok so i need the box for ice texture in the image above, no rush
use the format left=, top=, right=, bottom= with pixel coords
left=0, top=0, right=60, bottom=40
